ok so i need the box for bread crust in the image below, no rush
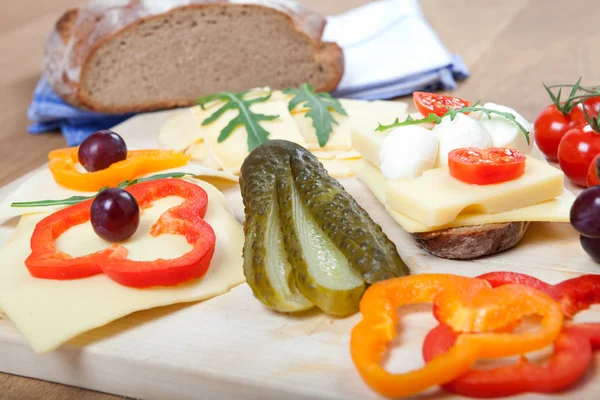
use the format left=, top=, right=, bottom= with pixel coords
left=412, top=222, right=530, bottom=260
left=44, top=1, right=344, bottom=113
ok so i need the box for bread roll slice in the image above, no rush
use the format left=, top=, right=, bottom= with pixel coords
left=44, top=0, right=344, bottom=113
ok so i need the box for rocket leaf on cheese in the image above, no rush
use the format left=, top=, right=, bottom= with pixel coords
left=376, top=101, right=531, bottom=145
left=197, top=90, right=279, bottom=151
left=283, top=83, right=347, bottom=147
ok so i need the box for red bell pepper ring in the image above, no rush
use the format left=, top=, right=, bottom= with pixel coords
left=25, top=178, right=216, bottom=288
left=425, top=271, right=600, bottom=398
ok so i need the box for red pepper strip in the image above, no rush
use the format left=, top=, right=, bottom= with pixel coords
left=423, top=324, right=596, bottom=398
left=25, top=179, right=216, bottom=288
left=478, top=272, right=600, bottom=318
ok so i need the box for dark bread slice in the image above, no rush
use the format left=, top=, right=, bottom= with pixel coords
left=44, top=1, right=344, bottom=113
left=412, top=222, right=530, bottom=260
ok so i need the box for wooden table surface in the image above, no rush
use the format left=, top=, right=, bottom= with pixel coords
left=1, top=0, right=599, bottom=398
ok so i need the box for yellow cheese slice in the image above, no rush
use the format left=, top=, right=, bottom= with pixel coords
left=158, top=108, right=225, bottom=170
left=0, top=179, right=245, bottom=353
left=158, top=108, right=202, bottom=151
left=355, top=159, right=574, bottom=232
left=192, top=101, right=306, bottom=174
left=320, top=159, right=359, bottom=179
left=385, top=156, right=564, bottom=227
left=350, top=119, right=389, bottom=165
left=293, top=99, right=408, bottom=152
left=0, top=164, right=237, bottom=223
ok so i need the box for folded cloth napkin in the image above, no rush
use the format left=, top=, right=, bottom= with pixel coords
left=324, top=0, right=468, bottom=100
left=27, top=0, right=468, bottom=145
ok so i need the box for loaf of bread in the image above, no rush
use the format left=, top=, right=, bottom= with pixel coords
left=44, top=0, right=344, bottom=113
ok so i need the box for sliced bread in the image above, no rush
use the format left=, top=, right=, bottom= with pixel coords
left=44, top=0, right=344, bottom=113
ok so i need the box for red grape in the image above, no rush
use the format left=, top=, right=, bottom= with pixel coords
left=91, top=188, right=140, bottom=242
left=580, top=236, right=600, bottom=262
left=78, top=130, right=127, bottom=172
left=570, top=186, right=600, bottom=238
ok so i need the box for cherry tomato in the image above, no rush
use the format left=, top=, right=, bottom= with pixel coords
left=534, top=97, right=600, bottom=161
left=413, top=92, right=471, bottom=117
left=586, top=154, right=600, bottom=187
left=448, top=147, right=527, bottom=185
left=534, top=105, right=571, bottom=162
left=558, top=124, right=600, bottom=187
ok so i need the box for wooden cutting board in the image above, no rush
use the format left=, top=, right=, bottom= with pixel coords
left=0, top=111, right=599, bottom=400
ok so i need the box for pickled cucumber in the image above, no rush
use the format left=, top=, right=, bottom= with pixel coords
left=277, top=158, right=365, bottom=316
left=240, top=145, right=313, bottom=312
left=281, top=140, right=410, bottom=283
left=240, top=140, right=410, bottom=316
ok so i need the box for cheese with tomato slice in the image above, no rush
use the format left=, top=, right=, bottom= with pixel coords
left=355, top=159, right=574, bottom=232
left=385, top=156, right=564, bottom=227
left=0, top=178, right=245, bottom=353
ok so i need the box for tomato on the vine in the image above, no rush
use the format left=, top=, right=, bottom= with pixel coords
left=413, top=92, right=471, bottom=117
left=534, top=96, right=600, bottom=161
left=558, top=124, right=600, bottom=187
left=586, top=154, right=600, bottom=187
left=534, top=105, right=572, bottom=162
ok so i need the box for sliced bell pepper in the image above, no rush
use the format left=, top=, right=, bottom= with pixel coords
left=424, top=271, right=600, bottom=398
left=48, top=147, right=190, bottom=192
left=25, top=178, right=216, bottom=288
left=350, top=274, right=563, bottom=398
left=479, top=271, right=600, bottom=318
left=423, top=324, right=597, bottom=398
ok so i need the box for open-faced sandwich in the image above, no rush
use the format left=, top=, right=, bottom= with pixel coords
left=353, top=92, right=575, bottom=259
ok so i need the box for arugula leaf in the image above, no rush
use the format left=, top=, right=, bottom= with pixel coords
left=197, top=90, right=279, bottom=151
left=376, top=102, right=531, bottom=145
left=283, top=83, right=347, bottom=147
left=11, top=172, right=195, bottom=208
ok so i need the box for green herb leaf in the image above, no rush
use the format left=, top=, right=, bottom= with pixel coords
left=10, top=172, right=195, bottom=209
left=283, top=83, right=347, bottom=147
left=197, top=90, right=278, bottom=151
left=376, top=102, right=531, bottom=145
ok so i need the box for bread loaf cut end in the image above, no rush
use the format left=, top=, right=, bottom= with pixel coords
left=46, top=3, right=344, bottom=113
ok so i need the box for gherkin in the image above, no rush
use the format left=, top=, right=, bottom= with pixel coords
left=240, top=140, right=410, bottom=316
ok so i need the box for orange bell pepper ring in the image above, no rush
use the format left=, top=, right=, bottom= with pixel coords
left=350, top=274, right=563, bottom=398
left=48, top=147, right=190, bottom=192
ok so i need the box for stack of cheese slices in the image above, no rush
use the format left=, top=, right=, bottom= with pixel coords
left=158, top=88, right=409, bottom=178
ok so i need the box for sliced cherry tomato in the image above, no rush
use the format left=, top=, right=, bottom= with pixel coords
left=413, top=92, right=471, bottom=117
left=558, top=124, right=600, bottom=187
left=448, top=147, right=527, bottom=185
left=587, top=154, right=600, bottom=187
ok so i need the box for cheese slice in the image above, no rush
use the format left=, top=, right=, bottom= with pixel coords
left=355, top=159, right=574, bottom=232
left=192, top=101, right=306, bottom=174
left=0, top=179, right=245, bottom=353
left=294, top=99, right=408, bottom=151
left=385, top=156, right=564, bottom=227
left=351, top=119, right=390, bottom=165
left=158, top=108, right=202, bottom=152
left=0, top=164, right=237, bottom=223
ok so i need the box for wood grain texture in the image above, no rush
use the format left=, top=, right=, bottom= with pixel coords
left=0, top=0, right=598, bottom=398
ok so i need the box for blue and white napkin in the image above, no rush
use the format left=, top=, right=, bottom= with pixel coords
left=27, top=0, right=468, bottom=145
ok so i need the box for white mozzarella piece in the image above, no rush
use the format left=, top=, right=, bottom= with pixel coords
left=475, top=102, right=534, bottom=154
left=433, top=113, right=492, bottom=168
left=379, top=126, right=439, bottom=179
